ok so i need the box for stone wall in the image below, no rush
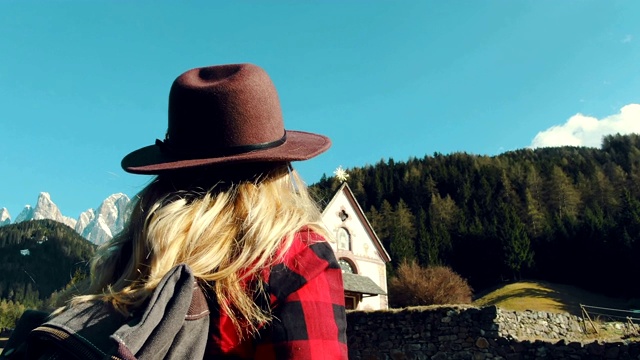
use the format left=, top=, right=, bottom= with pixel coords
left=496, top=308, right=585, bottom=341
left=346, top=305, right=640, bottom=359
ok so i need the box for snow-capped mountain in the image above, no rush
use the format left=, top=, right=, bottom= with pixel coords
left=0, top=208, right=10, bottom=226
left=14, top=205, right=33, bottom=223
left=81, top=214, right=115, bottom=245
left=78, top=194, right=132, bottom=245
left=14, top=192, right=77, bottom=228
left=95, top=193, right=131, bottom=236
left=2, top=192, right=131, bottom=245
left=75, top=208, right=95, bottom=235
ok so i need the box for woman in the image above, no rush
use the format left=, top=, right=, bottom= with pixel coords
left=76, top=64, right=347, bottom=359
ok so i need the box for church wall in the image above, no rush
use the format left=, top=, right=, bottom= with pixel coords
left=321, top=187, right=389, bottom=310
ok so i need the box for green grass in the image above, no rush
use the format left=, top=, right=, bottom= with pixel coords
left=474, top=281, right=640, bottom=341
left=473, top=280, right=634, bottom=316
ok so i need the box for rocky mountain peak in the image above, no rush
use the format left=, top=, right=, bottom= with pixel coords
left=0, top=208, right=10, bottom=226
left=3, top=192, right=131, bottom=244
left=79, top=193, right=131, bottom=244
left=14, top=205, right=34, bottom=223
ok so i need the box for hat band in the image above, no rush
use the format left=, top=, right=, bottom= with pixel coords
left=155, top=133, right=287, bottom=159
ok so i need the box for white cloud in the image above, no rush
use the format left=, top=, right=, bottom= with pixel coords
left=530, top=104, right=640, bottom=149
left=622, top=34, right=633, bottom=43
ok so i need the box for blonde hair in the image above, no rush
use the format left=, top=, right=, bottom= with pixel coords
left=71, top=164, right=327, bottom=334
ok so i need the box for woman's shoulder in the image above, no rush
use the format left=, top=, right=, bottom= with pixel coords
left=266, top=227, right=340, bottom=303
left=290, top=226, right=327, bottom=247
left=284, top=226, right=337, bottom=266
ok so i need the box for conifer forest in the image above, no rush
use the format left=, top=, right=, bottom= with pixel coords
left=311, top=133, right=640, bottom=298
left=0, top=219, right=94, bottom=329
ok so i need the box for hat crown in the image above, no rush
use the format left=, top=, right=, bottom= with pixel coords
left=121, top=63, right=330, bottom=174
left=166, top=63, right=284, bottom=154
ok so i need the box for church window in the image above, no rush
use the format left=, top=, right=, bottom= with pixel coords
left=338, top=258, right=356, bottom=274
left=337, top=227, right=351, bottom=251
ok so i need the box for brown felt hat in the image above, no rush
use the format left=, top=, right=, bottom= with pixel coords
left=121, top=63, right=331, bottom=174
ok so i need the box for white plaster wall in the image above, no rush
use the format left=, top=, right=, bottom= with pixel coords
left=355, top=258, right=388, bottom=310
left=321, top=188, right=389, bottom=310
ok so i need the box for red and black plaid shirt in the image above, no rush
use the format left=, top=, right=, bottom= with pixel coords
left=205, top=229, right=348, bottom=359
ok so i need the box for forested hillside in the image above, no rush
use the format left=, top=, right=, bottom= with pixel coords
left=0, top=219, right=95, bottom=306
left=311, top=133, right=640, bottom=298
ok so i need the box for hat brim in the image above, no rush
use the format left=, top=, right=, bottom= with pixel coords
left=121, top=130, right=331, bottom=174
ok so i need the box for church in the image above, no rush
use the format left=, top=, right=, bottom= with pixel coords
left=321, top=181, right=390, bottom=310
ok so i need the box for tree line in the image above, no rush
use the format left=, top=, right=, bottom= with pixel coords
left=311, top=133, right=640, bottom=298
left=0, top=219, right=94, bottom=329
left=2, top=134, right=640, bottom=327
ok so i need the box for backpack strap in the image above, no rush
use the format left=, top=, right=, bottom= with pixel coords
left=27, top=264, right=210, bottom=360
left=115, top=264, right=210, bottom=359
left=0, top=310, right=49, bottom=359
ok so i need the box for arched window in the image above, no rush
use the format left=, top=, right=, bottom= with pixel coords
left=338, top=258, right=356, bottom=274
left=337, top=227, right=351, bottom=251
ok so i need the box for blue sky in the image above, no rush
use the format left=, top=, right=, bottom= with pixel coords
left=2, top=1, right=640, bottom=220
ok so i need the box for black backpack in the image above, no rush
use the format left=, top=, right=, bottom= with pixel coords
left=0, top=264, right=210, bottom=360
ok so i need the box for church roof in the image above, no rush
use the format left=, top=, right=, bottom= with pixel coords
left=342, top=272, right=387, bottom=295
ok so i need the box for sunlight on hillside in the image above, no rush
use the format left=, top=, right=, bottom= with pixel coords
left=473, top=281, right=635, bottom=317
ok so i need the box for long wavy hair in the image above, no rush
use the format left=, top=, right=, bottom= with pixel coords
left=70, top=163, right=327, bottom=334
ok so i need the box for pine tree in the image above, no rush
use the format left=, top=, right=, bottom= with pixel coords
left=524, top=188, right=545, bottom=239
left=427, top=192, right=459, bottom=264
left=389, top=199, right=416, bottom=264
left=546, top=165, right=581, bottom=219
left=498, top=203, right=533, bottom=280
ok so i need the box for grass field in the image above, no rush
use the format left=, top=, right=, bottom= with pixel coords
left=473, top=280, right=636, bottom=316
left=473, top=280, right=640, bottom=341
